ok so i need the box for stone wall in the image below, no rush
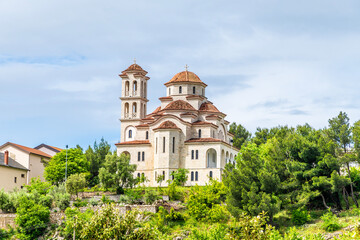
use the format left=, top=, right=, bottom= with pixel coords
left=0, top=204, right=158, bottom=230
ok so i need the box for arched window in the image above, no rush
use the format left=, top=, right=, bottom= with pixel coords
left=155, top=171, right=157, bottom=180
left=133, top=81, right=137, bottom=95
left=199, top=129, right=202, bottom=138
left=193, top=86, right=196, bottom=94
left=125, top=81, right=130, bottom=96
left=207, top=148, right=217, bottom=168
left=141, top=82, right=144, bottom=97
left=202, top=88, right=204, bottom=96
left=142, top=151, right=145, bottom=161
left=196, top=150, right=199, bottom=159
left=137, top=173, right=140, bottom=178
left=172, top=137, right=175, bottom=153
left=144, top=82, right=147, bottom=98
left=138, top=152, right=141, bottom=161
left=195, top=171, right=198, bottom=181
left=209, top=171, right=213, bottom=179
left=146, top=131, right=149, bottom=139
left=156, top=138, right=158, bottom=153
left=132, top=103, right=137, bottom=117
left=191, top=150, right=194, bottom=159
left=129, top=130, right=132, bottom=138
left=162, top=171, right=165, bottom=180
left=163, top=137, right=166, bottom=153
left=191, top=171, right=194, bottom=181
left=179, top=86, right=182, bottom=94
left=169, top=88, right=171, bottom=95
left=171, top=171, right=174, bottom=180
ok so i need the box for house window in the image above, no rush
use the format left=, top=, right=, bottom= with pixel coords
left=196, top=150, right=199, bottom=159
left=195, top=172, right=198, bottom=181
left=199, top=129, right=201, bottom=138
left=179, top=86, right=182, bottom=94
left=138, top=152, right=141, bottom=161
left=146, top=131, right=149, bottom=139
left=163, top=137, right=166, bottom=153
left=14, top=177, right=17, bottom=183
left=129, top=130, right=132, bottom=138
left=209, top=171, right=213, bottom=179
left=193, top=86, right=196, bottom=94
left=21, top=174, right=25, bottom=178
left=142, top=151, right=145, bottom=161
left=172, top=137, right=175, bottom=153
left=191, top=150, right=194, bottom=159
left=191, top=171, right=194, bottom=181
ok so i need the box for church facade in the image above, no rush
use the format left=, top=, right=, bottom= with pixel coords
left=116, top=63, right=238, bottom=186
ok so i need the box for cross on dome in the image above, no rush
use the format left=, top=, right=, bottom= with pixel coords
left=134, top=58, right=136, bottom=64
left=185, top=64, right=189, bottom=71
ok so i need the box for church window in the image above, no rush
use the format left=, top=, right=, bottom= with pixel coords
left=191, top=171, right=194, bottom=181
left=156, top=138, right=158, bottom=153
left=172, top=137, right=175, bottom=153
left=144, top=82, right=147, bottom=98
left=129, top=130, right=132, bottom=138
left=137, top=173, right=140, bottom=178
left=179, top=86, right=182, bottom=94
left=14, top=177, right=17, bottom=183
left=133, top=81, right=137, bottom=95
left=171, top=171, right=174, bottom=180
left=196, top=150, right=199, bottom=159
left=193, top=86, right=196, bottom=94
left=169, top=88, right=171, bottom=95
left=163, top=171, right=165, bottom=180
left=191, top=150, right=194, bottom=159
left=195, top=171, right=198, bottom=181
left=146, top=131, right=149, bottom=139
left=155, top=171, right=157, bottom=180
left=132, top=103, right=137, bottom=114
left=199, top=129, right=202, bottom=138
left=209, top=171, right=213, bottom=179
left=125, top=81, right=130, bottom=96
left=202, top=89, right=204, bottom=96
left=21, top=174, right=25, bottom=178
left=142, top=151, right=145, bottom=161
left=163, top=137, right=166, bottom=153
left=138, top=152, right=141, bottom=161
left=141, top=173, right=144, bottom=178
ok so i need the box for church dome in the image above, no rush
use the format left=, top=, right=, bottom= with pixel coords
left=122, top=63, right=147, bottom=74
left=199, top=102, right=220, bottom=112
left=165, top=71, right=207, bottom=86
left=154, top=120, right=180, bottom=130
left=164, top=100, right=196, bottom=111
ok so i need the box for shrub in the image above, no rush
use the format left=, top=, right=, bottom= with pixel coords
left=0, top=189, right=14, bottom=213
left=321, top=209, right=342, bottom=232
left=89, top=198, right=98, bottom=206
left=118, top=194, right=133, bottom=204
left=48, top=183, right=70, bottom=210
left=188, top=224, right=227, bottom=240
left=116, top=186, right=124, bottom=194
left=166, top=208, right=185, bottom=222
left=73, top=199, right=88, bottom=208
left=15, top=197, right=50, bottom=240
left=66, top=173, right=87, bottom=198
left=101, top=194, right=112, bottom=204
left=144, top=190, right=159, bottom=204
left=26, top=177, right=52, bottom=195
left=291, top=208, right=310, bottom=226
left=208, top=204, right=230, bottom=223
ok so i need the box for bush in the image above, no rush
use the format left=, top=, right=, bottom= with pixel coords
left=89, top=198, right=99, bottom=206
left=66, top=173, right=87, bottom=198
left=291, top=208, right=310, bottom=226
left=15, top=197, right=50, bottom=240
left=73, top=199, right=88, bottom=208
left=116, top=186, right=124, bottom=194
left=118, top=194, right=133, bottom=204
left=208, top=204, right=230, bottom=223
left=321, top=209, right=342, bottom=232
left=0, top=189, right=14, bottom=213
left=144, top=190, right=159, bottom=204
left=48, top=183, right=70, bottom=210
left=166, top=208, right=185, bottom=222
left=188, top=224, right=227, bottom=240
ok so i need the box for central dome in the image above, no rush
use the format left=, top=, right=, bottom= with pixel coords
left=165, top=71, right=206, bottom=86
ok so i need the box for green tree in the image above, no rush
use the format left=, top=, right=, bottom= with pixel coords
left=99, top=152, right=137, bottom=190
left=15, top=197, right=50, bottom=240
left=44, top=148, right=89, bottom=184
left=66, top=173, right=87, bottom=198
left=229, top=122, right=251, bottom=149
left=170, top=168, right=189, bottom=186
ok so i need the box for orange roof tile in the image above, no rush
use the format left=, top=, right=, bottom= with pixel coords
left=199, top=102, right=220, bottom=112
left=151, top=106, right=161, bottom=114
left=159, top=96, right=173, bottom=101
left=136, top=124, right=149, bottom=128
left=185, top=138, right=222, bottom=143
left=154, top=121, right=180, bottom=130
left=165, top=71, right=207, bottom=86
left=1, top=142, right=52, bottom=158
left=115, top=140, right=151, bottom=145
left=186, top=95, right=205, bottom=100
left=163, top=100, right=196, bottom=111
left=122, top=63, right=147, bottom=74
left=192, top=121, right=218, bottom=128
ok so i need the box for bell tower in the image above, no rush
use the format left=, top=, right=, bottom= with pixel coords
left=119, top=62, right=149, bottom=142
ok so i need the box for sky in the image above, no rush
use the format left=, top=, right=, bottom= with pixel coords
left=1, top=0, right=360, bottom=150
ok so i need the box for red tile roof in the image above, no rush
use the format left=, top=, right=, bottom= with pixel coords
left=151, top=106, right=161, bottom=114
left=154, top=121, right=180, bottom=130
left=164, top=100, right=196, bottom=111
left=192, top=121, right=218, bottom=128
left=185, top=138, right=222, bottom=143
left=1, top=142, right=52, bottom=158
left=115, top=140, right=151, bottom=145
left=186, top=95, right=205, bottom=100
left=165, top=71, right=207, bottom=86
left=122, top=63, right=147, bottom=74
left=136, top=124, right=149, bottom=128
left=199, top=102, right=220, bottom=112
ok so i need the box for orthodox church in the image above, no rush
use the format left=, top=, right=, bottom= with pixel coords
left=115, top=63, right=238, bottom=186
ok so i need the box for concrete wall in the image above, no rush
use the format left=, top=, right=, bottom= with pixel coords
left=0, top=166, right=27, bottom=191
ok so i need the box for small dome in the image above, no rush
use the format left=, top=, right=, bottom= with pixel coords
left=165, top=71, right=206, bottom=86
left=122, top=63, right=147, bottom=74
left=154, top=121, right=180, bottom=130
left=164, top=100, right=196, bottom=111
left=199, top=102, right=220, bottom=112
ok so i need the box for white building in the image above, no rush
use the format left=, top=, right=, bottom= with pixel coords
left=116, top=63, right=238, bottom=186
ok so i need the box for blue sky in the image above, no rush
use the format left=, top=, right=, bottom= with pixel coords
left=1, top=0, right=360, bottom=150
